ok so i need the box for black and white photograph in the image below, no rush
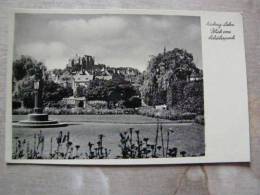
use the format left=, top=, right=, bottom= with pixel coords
left=9, top=10, right=205, bottom=162
left=0, top=2, right=257, bottom=194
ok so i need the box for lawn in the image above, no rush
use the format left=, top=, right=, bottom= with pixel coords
left=12, top=115, right=205, bottom=159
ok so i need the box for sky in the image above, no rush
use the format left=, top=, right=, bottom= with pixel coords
left=14, top=13, right=202, bottom=71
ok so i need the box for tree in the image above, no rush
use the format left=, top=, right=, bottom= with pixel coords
left=13, top=56, right=47, bottom=108
left=13, top=56, right=28, bottom=81
left=82, top=79, right=139, bottom=108
left=13, top=55, right=47, bottom=81
left=140, top=48, right=203, bottom=113
left=13, top=77, right=34, bottom=108
left=43, top=80, right=73, bottom=105
left=75, top=85, right=87, bottom=97
left=52, top=69, right=63, bottom=77
left=13, top=56, right=73, bottom=109
left=178, top=81, right=204, bottom=114
left=124, top=96, right=141, bottom=108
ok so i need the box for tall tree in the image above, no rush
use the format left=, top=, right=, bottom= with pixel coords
left=13, top=56, right=47, bottom=107
left=140, top=48, right=203, bottom=113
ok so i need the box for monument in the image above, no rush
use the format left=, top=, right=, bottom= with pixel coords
left=13, top=76, right=68, bottom=128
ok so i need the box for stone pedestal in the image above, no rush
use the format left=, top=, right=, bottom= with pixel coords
left=13, top=113, right=68, bottom=128
left=28, top=113, right=48, bottom=121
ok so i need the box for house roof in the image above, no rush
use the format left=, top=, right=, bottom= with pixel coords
left=95, top=69, right=111, bottom=76
left=74, top=72, right=93, bottom=82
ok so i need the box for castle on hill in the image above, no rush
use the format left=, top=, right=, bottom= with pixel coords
left=48, top=54, right=142, bottom=108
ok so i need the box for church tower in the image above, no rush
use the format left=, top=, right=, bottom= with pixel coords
left=163, top=46, right=166, bottom=55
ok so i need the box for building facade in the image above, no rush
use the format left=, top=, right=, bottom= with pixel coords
left=72, top=72, right=93, bottom=94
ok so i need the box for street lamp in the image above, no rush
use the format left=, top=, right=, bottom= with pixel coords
left=34, top=80, right=41, bottom=113
left=34, top=81, right=39, bottom=90
left=14, top=74, right=68, bottom=127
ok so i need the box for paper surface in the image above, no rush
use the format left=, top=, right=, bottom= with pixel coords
left=5, top=9, right=250, bottom=165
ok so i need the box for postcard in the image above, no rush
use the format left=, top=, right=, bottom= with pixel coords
left=5, top=9, right=250, bottom=165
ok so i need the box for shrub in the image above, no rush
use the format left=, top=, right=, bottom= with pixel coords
left=195, top=115, right=204, bottom=125
left=12, top=101, right=22, bottom=109
left=179, top=81, right=204, bottom=114
left=34, top=107, right=136, bottom=115
left=124, top=96, right=141, bottom=108
left=87, top=100, right=108, bottom=109
left=13, top=107, right=33, bottom=115
left=136, top=106, right=197, bottom=121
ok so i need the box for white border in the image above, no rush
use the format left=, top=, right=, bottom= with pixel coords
left=5, top=9, right=250, bottom=165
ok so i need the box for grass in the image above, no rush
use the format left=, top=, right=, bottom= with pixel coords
left=12, top=114, right=205, bottom=159
left=13, top=114, right=177, bottom=123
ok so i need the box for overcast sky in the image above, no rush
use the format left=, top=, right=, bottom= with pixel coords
left=14, top=13, right=202, bottom=71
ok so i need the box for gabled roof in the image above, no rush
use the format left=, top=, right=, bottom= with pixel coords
left=74, top=72, right=93, bottom=82
left=95, top=69, right=111, bottom=76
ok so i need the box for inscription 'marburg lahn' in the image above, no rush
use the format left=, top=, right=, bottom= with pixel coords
left=207, top=21, right=235, bottom=40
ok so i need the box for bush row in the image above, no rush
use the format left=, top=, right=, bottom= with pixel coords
left=13, top=108, right=33, bottom=115
left=13, top=107, right=204, bottom=124
left=136, top=107, right=197, bottom=121
left=13, top=107, right=137, bottom=115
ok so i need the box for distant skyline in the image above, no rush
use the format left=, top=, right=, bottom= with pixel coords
left=14, top=13, right=202, bottom=71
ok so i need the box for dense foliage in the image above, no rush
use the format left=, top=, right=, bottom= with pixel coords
left=76, top=79, right=140, bottom=108
left=140, top=48, right=203, bottom=114
left=13, top=48, right=203, bottom=114
left=13, top=56, right=73, bottom=108
left=13, top=55, right=45, bottom=81
left=43, top=80, right=73, bottom=107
